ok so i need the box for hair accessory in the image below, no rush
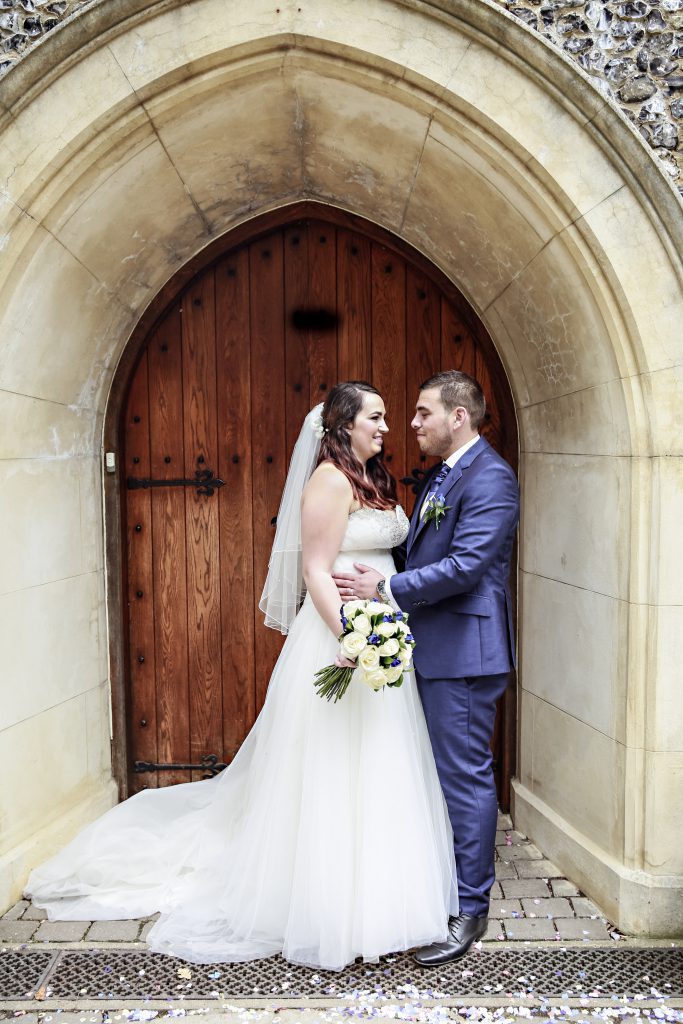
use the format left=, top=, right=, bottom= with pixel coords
left=310, top=411, right=328, bottom=440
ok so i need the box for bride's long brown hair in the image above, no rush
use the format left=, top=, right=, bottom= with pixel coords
left=317, top=381, right=397, bottom=510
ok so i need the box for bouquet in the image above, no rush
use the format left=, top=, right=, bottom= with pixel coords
left=314, top=599, right=415, bottom=703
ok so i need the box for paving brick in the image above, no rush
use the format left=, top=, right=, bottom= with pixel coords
left=21, top=904, right=48, bottom=920
left=2, top=900, right=29, bottom=920
left=521, top=897, right=574, bottom=918
left=86, top=920, right=141, bottom=941
left=497, top=812, right=513, bottom=830
left=550, top=878, right=581, bottom=897
left=0, top=919, right=39, bottom=941
left=139, top=918, right=159, bottom=941
left=489, top=882, right=503, bottom=899
left=33, top=920, right=89, bottom=942
left=495, top=842, right=543, bottom=861
left=571, top=896, right=603, bottom=918
left=515, top=858, right=564, bottom=878
left=555, top=916, right=612, bottom=940
left=489, top=898, right=523, bottom=919
left=483, top=918, right=506, bottom=941
left=494, top=861, right=517, bottom=880
left=503, top=917, right=558, bottom=940
left=500, top=877, right=552, bottom=899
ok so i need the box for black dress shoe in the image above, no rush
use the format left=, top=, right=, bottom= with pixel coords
left=413, top=913, right=488, bottom=966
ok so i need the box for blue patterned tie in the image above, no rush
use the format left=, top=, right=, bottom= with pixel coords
left=428, top=461, right=450, bottom=496
left=421, top=461, right=450, bottom=517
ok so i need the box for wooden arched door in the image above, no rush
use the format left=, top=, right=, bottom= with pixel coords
left=116, top=205, right=518, bottom=803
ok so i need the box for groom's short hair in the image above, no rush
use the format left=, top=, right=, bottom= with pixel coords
left=420, top=371, right=486, bottom=430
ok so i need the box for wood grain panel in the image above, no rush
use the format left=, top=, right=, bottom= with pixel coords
left=124, top=351, right=157, bottom=790
left=337, top=229, right=371, bottom=382
left=307, top=223, right=338, bottom=407
left=440, top=296, right=477, bottom=378
left=181, top=272, right=222, bottom=778
left=216, top=248, right=256, bottom=761
left=370, top=243, right=407, bottom=506
left=249, top=232, right=287, bottom=706
left=284, top=223, right=312, bottom=453
left=120, top=207, right=518, bottom=807
left=405, top=268, right=441, bottom=513
left=147, top=305, right=189, bottom=786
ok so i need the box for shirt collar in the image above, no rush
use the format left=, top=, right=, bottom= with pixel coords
left=444, top=434, right=480, bottom=469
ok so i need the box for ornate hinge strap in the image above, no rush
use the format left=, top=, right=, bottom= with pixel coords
left=127, top=465, right=225, bottom=497
left=133, top=754, right=227, bottom=778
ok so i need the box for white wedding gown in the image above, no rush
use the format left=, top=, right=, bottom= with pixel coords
left=27, top=506, right=457, bottom=971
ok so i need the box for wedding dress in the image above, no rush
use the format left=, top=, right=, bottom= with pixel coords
left=27, top=506, right=457, bottom=971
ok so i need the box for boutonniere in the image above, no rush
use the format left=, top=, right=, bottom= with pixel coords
left=423, top=493, right=451, bottom=530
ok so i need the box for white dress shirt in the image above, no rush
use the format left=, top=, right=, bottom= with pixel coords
left=383, top=435, right=480, bottom=609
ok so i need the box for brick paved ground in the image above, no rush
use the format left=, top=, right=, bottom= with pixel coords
left=1, top=814, right=619, bottom=946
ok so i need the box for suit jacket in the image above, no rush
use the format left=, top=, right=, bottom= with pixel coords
left=391, top=437, right=519, bottom=679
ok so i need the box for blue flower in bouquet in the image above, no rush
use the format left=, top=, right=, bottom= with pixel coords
left=314, top=599, right=417, bottom=703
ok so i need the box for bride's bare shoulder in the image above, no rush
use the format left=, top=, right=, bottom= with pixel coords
left=303, top=462, right=353, bottom=504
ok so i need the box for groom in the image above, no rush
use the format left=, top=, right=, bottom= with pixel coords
left=334, top=370, right=520, bottom=964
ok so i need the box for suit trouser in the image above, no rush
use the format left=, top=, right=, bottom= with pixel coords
left=416, top=671, right=510, bottom=918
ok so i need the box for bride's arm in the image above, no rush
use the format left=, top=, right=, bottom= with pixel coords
left=301, top=464, right=354, bottom=638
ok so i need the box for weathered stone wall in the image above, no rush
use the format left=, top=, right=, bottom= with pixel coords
left=1, top=0, right=682, bottom=188
left=0, top=0, right=78, bottom=72
left=496, top=0, right=683, bottom=185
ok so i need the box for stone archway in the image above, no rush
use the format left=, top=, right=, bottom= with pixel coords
left=0, top=0, right=680, bottom=936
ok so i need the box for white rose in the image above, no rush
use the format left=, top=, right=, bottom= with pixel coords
left=399, top=647, right=413, bottom=667
left=378, top=638, right=399, bottom=657
left=352, top=613, right=372, bottom=637
left=385, top=665, right=404, bottom=684
left=376, top=621, right=398, bottom=638
left=341, top=631, right=367, bottom=659
left=358, top=646, right=380, bottom=672
left=396, top=621, right=410, bottom=635
left=363, top=668, right=389, bottom=691
left=343, top=599, right=366, bottom=618
left=370, top=603, right=395, bottom=618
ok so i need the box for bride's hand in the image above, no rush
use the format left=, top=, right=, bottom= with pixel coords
left=335, top=650, right=357, bottom=669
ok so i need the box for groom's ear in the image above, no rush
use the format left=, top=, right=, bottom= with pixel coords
left=451, top=405, right=469, bottom=430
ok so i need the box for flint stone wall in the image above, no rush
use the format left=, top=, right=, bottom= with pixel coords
left=0, top=0, right=681, bottom=188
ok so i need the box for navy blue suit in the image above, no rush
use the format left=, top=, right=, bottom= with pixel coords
left=391, top=437, right=519, bottom=916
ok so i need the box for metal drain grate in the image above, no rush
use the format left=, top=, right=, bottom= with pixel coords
left=0, top=950, right=55, bottom=999
left=12, top=947, right=681, bottom=1001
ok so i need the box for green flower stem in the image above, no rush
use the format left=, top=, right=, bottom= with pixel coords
left=314, top=665, right=355, bottom=703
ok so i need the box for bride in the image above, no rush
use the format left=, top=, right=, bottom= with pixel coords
left=26, top=381, right=457, bottom=971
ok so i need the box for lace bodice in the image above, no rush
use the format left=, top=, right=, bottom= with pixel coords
left=339, top=505, right=410, bottom=551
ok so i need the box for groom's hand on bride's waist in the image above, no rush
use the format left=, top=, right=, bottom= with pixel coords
left=332, top=564, right=384, bottom=601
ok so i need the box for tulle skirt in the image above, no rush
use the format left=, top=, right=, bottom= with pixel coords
left=26, top=589, right=457, bottom=971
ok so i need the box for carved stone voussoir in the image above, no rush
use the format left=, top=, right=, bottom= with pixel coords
left=0, top=0, right=680, bottom=184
